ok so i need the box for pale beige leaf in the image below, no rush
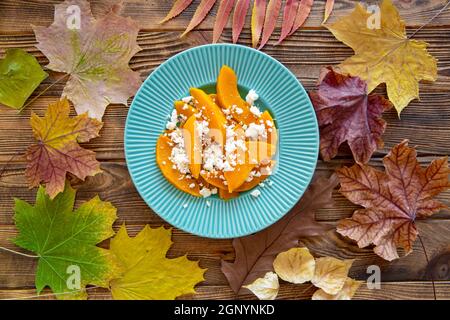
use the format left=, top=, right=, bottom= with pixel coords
left=273, top=247, right=315, bottom=284
left=311, top=257, right=354, bottom=294
left=243, top=272, right=279, bottom=300
left=312, top=278, right=362, bottom=300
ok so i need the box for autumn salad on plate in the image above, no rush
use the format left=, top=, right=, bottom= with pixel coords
left=156, top=66, right=278, bottom=200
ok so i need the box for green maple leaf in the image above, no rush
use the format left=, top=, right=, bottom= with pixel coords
left=13, top=183, right=121, bottom=299
left=0, top=48, right=48, bottom=110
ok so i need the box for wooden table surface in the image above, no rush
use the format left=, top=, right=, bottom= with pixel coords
left=0, top=0, right=449, bottom=300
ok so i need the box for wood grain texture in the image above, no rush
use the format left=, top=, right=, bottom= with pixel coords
left=1, top=0, right=450, bottom=34
left=0, top=0, right=449, bottom=300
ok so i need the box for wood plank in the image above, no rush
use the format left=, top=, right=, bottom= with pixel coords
left=0, top=161, right=449, bottom=225
left=1, top=281, right=449, bottom=300
left=1, top=0, right=450, bottom=34
left=1, top=221, right=449, bottom=289
left=0, top=28, right=449, bottom=162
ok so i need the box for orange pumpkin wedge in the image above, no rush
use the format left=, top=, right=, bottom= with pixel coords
left=190, top=87, right=227, bottom=145
left=260, top=110, right=278, bottom=146
left=235, top=161, right=276, bottom=192
left=200, top=171, right=228, bottom=190
left=183, top=115, right=202, bottom=179
left=219, top=188, right=239, bottom=200
left=217, top=65, right=258, bottom=125
left=156, top=135, right=201, bottom=196
left=224, top=141, right=276, bottom=192
left=175, top=100, right=197, bottom=119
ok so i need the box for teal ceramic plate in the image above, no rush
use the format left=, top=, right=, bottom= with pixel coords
left=125, top=44, right=318, bottom=238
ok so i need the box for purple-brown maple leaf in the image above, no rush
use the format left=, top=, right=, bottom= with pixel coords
left=309, top=67, right=393, bottom=164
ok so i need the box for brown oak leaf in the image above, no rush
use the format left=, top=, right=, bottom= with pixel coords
left=221, top=174, right=339, bottom=294
left=33, top=0, right=142, bottom=120
left=309, top=67, right=392, bottom=164
left=337, top=140, right=450, bottom=261
left=25, top=98, right=102, bottom=199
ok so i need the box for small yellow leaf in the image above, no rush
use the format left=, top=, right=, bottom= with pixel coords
left=243, top=272, right=279, bottom=300
left=273, top=247, right=315, bottom=284
left=109, top=225, right=206, bottom=300
left=312, top=277, right=362, bottom=300
left=311, top=257, right=354, bottom=295
left=326, top=0, right=437, bottom=115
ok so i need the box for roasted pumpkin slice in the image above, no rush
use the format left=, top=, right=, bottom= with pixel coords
left=260, top=110, right=278, bottom=146
left=200, top=171, right=228, bottom=190
left=219, top=188, right=239, bottom=200
left=156, top=135, right=201, bottom=196
left=183, top=115, right=202, bottom=179
left=225, top=141, right=276, bottom=192
left=217, top=65, right=258, bottom=125
left=190, top=87, right=227, bottom=145
left=175, top=100, right=197, bottom=119
left=235, top=161, right=276, bottom=192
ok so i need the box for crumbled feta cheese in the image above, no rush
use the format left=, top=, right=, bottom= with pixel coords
left=166, top=109, right=178, bottom=130
left=268, top=180, right=274, bottom=186
left=182, top=96, right=193, bottom=103
left=246, top=89, right=259, bottom=105
left=182, top=203, right=188, bottom=208
left=245, top=123, right=267, bottom=140
left=235, top=107, right=243, bottom=114
left=259, top=182, right=265, bottom=188
left=250, top=189, right=261, bottom=198
left=211, top=188, right=218, bottom=195
left=250, top=105, right=262, bottom=117
left=206, top=201, right=211, bottom=207
left=222, top=108, right=231, bottom=115
left=200, top=187, right=212, bottom=198
left=266, top=120, right=273, bottom=127
left=168, top=128, right=190, bottom=174
left=182, top=103, right=189, bottom=110
left=254, top=171, right=262, bottom=177
left=189, top=183, right=196, bottom=189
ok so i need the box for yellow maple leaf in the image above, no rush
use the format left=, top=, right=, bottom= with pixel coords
left=109, top=225, right=206, bottom=300
left=326, top=0, right=437, bottom=115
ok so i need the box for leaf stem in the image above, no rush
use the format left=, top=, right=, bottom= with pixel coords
left=417, top=234, right=437, bottom=300
left=409, top=0, right=450, bottom=39
left=0, top=246, right=38, bottom=258
left=18, top=73, right=70, bottom=113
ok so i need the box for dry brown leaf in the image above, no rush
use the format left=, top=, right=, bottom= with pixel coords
left=337, top=140, right=450, bottom=261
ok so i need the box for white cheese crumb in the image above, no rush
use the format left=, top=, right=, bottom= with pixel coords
left=182, top=96, right=193, bottom=103
left=189, top=183, right=196, bottom=189
left=250, top=105, right=262, bottom=117
left=266, top=120, right=273, bottom=127
left=166, top=109, right=178, bottom=130
left=206, top=200, right=211, bottom=207
left=200, top=187, right=212, bottom=198
left=246, top=89, right=259, bottom=105
left=268, top=180, right=274, bottom=186
left=211, top=188, right=218, bottom=195
left=250, top=189, right=261, bottom=198
left=245, top=123, right=267, bottom=140
left=259, top=182, right=265, bottom=188
left=182, top=103, right=189, bottom=110
left=182, top=203, right=188, bottom=208
left=235, top=107, right=243, bottom=114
